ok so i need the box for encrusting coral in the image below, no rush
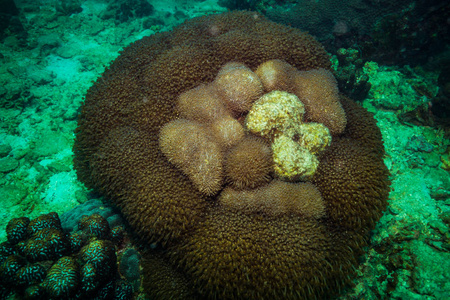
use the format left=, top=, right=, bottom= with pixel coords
left=73, top=11, right=390, bottom=300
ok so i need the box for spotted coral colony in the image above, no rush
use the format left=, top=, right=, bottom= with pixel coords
left=0, top=212, right=133, bottom=300
left=73, top=11, right=390, bottom=300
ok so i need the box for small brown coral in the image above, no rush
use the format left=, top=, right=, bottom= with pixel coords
left=177, top=84, right=227, bottom=123
left=210, top=114, right=245, bottom=149
left=255, top=59, right=297, bottom=92
left=224, top=136, right=272, bottom=190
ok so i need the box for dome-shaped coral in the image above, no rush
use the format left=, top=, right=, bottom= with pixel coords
left=293, top=68, right=347, bottom=135
left=177, top=84, right=226, bottom=123
left=214, top=62, right=264, bottom=114
left=246, top=90, right=305, bottom=139
left=224, top=136, right=272, bottom=190
left=210, top=114, right=245, bottom=148
left=255, top=59, right=297, bottom=92
left=73, top=11, right=389, bottom=300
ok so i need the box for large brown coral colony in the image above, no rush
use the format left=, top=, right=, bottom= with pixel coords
left=73, top=11, right=390, bottom=300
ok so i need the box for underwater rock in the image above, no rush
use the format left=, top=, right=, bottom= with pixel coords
left=0, top=156, right=19, bottom=173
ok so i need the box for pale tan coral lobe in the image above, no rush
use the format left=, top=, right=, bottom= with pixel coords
left=160, top=60, right=344, bottom=215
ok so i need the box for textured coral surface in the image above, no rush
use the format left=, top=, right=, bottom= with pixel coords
left=73, top=11, right=390, bottom=299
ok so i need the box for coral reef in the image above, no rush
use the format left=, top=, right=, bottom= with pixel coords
left=73, top=11, right=390, bottom=299
left=0, top=211, right=135, bottom=299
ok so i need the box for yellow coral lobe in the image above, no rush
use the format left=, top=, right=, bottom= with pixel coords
left=245, top=91, right=305, bottom=139
left=271, top=135, right=319, bottom=181
left=214, top=62, right=264, bottom=113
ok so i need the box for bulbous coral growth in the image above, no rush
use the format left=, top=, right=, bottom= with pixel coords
left=42, top=256, right=79, bottom=298
left=246, top=90, right=331, bottom=181
left=271, top=134, right=320, bottom=181
left=73, top=11, right=389, bottom=300
left=214, top=62, right=264, bottom=113
left=78, top=213, right=111, bottom=240
left=5, top=217, right=29, bottom=245
left=293, top=68, right=347, bottom=135
left=224, top=136, right=272, bottom=190
left=219, top=180, right=325, bottom=217
left=246, top=90, right=305, bottom=139
left=255, top=59, right=297, bottom=92
left=177, top=84, right=226, bottom=123
left=159, top=119, right=223, bottom=196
